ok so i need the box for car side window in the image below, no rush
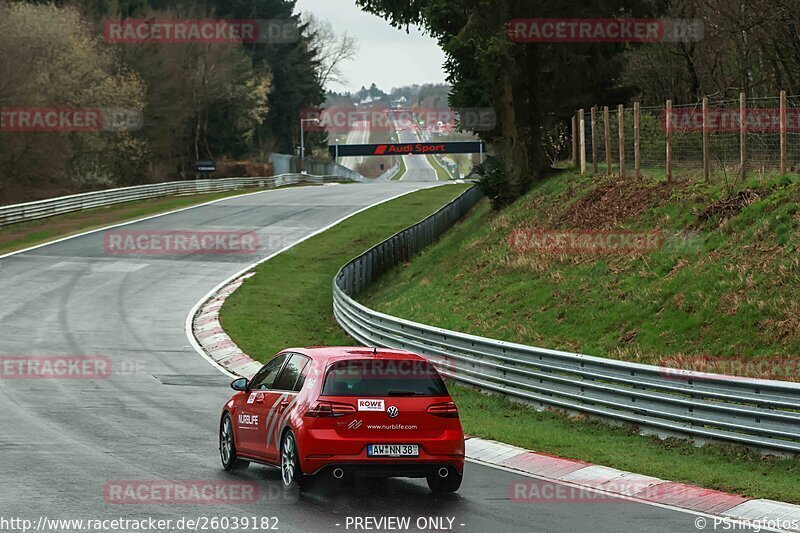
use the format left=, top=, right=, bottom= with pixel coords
left=272, top=354, right=311, bottom=392
left=248, top=353, right=289, bottom=390
left=291, top=357, right=311, bottom=392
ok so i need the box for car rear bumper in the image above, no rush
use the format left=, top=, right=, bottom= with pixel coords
left=308, top=461, right=462, bottom=478
left=299, top=429, right=465, bottom=476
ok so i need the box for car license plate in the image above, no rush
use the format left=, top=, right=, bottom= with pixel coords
left=367, top=444, right=419, bottom=457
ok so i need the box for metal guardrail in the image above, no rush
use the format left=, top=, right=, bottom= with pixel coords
left=0, top=174, right=352, bottom=227
left=333, top=186, right=800, bottom=454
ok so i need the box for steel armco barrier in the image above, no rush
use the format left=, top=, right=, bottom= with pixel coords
left=0, top=174, right=352, bottom=227
left=333, top=186, right=800, bottom=454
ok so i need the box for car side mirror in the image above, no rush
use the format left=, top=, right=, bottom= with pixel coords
left=230, top=377, right=248, bottom=391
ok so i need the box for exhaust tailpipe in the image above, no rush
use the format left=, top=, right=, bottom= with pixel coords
left=438, top=467, right=449, bottom=478
left=332, top=468, right=344, bottom=479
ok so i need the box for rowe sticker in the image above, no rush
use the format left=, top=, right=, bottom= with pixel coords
left=358, top=399, right=385, bottom=411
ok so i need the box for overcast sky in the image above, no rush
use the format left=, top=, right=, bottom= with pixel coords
left=294, top=0, right=448, bottom=93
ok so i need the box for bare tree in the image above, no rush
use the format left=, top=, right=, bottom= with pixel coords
left=303, top=13, right=358, bottom=89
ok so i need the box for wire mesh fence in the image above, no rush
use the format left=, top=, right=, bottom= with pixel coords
left=574, top=93, right=800, bottom=179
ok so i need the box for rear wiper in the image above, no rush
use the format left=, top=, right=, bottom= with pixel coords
left=387, top=390, right=422, bottom=396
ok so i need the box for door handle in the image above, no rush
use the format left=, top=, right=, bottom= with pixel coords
left=279, top=400, right=290, bottom=410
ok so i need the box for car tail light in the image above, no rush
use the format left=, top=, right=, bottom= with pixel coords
left=305, top=401, right=356, bottom=418
left=427, top=401, right=459, bottom=418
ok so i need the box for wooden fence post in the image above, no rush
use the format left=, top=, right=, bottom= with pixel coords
left=604, top=106, right=611, bottom=174
left=666, top=99, right=673, bottom=181
left=578, top=108, right=586, bottom=174
left=633, top=101, right=641, bottom=179
left=740, top=92, right=747, bottom=180
left=571, top=114, right=578, bottom=166
left=780, top=90, right=787, bottom=175
left=591, top=106, right=598, bottom=174
left=702, top=97, right=709, bottom=180
left=617, top=104, right=625, bottom=177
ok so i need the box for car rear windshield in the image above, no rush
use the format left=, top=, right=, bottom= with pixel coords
left=321, top=359, right=448, bottom=397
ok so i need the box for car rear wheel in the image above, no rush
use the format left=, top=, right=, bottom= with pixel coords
left=426, top=467, right=462, bottom=493
left=220, top=413, right=249, bottom=471
left=280, top=430, right=305, bottom=489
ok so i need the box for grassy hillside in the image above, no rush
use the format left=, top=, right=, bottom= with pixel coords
left=362, top=169, right=800, bottom=377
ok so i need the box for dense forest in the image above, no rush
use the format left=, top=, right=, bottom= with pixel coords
left=0, top=0, right=330, bottom=203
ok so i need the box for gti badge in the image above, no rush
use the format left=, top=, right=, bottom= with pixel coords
left=386, top=406, right=399, bottom=418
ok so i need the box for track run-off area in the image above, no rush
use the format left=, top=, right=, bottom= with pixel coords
left=0, top=182, right=753, bottom=533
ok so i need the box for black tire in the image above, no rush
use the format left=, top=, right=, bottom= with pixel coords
left=426, top=467, right=462, bottom=493
left=280, top=430, right=306, bottom=490
left=220, top=413, right=249, bottom=471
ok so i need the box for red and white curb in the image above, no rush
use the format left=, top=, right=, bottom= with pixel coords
left=192, top=273, right=261, bottom=379
left=466, top=437, right=800, bottom=531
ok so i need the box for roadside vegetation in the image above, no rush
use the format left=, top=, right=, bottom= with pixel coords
left=0, top=1, right=333, bottom=204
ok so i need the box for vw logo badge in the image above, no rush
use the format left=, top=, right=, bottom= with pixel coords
left=386, top=406, right=399, bottom=418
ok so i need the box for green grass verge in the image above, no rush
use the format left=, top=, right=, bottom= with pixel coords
left=390, top=156, right=408, bottom=181
left=426, top=155, right=453, bottom=181
left=450, top=382, right=800, bottom=503
left=219, top=184, right=470, bottom=356
left=0, top=188, right=266, bottom=256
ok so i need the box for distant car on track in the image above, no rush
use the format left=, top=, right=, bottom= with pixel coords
left=219, top=347, right=465, bottom=493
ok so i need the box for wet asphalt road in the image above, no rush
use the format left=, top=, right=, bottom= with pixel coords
left=0, top=182, right=735, bottom=533
left=397, top=127, right=437, bottom=182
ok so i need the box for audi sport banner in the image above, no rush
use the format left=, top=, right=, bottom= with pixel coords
left=330, top=141, right=484, bottom=158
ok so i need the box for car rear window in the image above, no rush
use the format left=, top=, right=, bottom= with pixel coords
left=321, top=358, right=448, bottom=397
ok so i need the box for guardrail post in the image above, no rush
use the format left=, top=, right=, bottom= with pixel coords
left=703, top=97, right=710, bottom=181
left=633, top=101, right=641, bottom=179
left=666, top=99, right=673, bottom=181
left=571, top=114, right=578, bottom=166
left=604, top=106, right=611, bottom=174
left=617, top=104, right=625, bottom=178
left=780, top=90, right=788, bottom=175
left=578, top=108, right=586, bottom=175
left=591, top=105, right=598, bottom=175
left=740, top=92, right=747, bottom=180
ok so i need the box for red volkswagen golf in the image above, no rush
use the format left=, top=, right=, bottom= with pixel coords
left=219, top=347, right=465, bottom=493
